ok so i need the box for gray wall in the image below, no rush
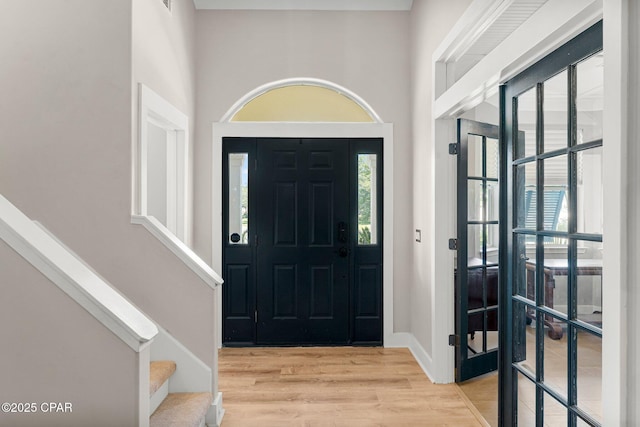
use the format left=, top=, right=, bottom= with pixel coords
left=0, top=0, right=215, bottom=387
left=627, top=0, right=640, bottom=421
left=0, top=242, right=140, bottom=427
left=193, top=10, right=413, bottom=332
left=147, top=123, right=169, bottom=225
left=409, top=0, right=473, bottom=358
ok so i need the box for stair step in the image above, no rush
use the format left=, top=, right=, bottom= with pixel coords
left=150, top=392, right=213, bottom=427
left=150, top=361, right=176, bottom=397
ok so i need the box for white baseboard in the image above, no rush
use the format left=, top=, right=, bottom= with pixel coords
left=384, top=331, right=412, bottom=348
left=206, top=392, right=224, bottom=427
left=385, top=332, right=437, bottom=383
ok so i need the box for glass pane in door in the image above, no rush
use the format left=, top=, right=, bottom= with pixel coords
left=486, top=137, right=499, bottom=179
left=577, top=330, right=602, bottom=423
left=544, top=392, right=568, bottom=426
left=468, top=179, right=483, bottom=221
left=228, top=153, right=249, bottom=244
left=517, top=87, right=537, bottom=159
left=543, top=316, right=568, bottom=397
left=357, top=154, right=378, bottom=245
left=577, top=52, right=603, bottom=143
left=543, top=70, right=568, bottom=153
left=541, top=244, right=569, bottom=315
left=513, top=301, right=536, bottom=375
left=514, top=234, right=536, bottom=300
left=517, top=371, right=536, bottom=425
left=468, top=224, right=484, bottom=263
left=576, top=240, right=603, bottom=326
left=515, top=162, right=537, bottom=230
left=543, top=155, right=568, bottom=232
left=468, top=134, right=483, bottom=177
left=577, top=147, right=603, bottom=235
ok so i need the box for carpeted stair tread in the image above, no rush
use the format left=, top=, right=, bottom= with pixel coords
left=150, top=392, right=213, bottom=427
left=150, top=361, right=176, bottom=396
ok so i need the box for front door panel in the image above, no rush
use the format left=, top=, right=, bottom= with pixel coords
left=256, top=139, right=349, bottom=344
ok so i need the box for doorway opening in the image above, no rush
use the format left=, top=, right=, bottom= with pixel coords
left=212, top=78, right=395, bottom=347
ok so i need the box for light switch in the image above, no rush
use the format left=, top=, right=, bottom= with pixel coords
left=415, top=229, right=421, bottom=242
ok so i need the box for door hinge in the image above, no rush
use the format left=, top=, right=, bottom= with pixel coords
left=448, top=238, right=458, bottom=250
left=449, top=334, right=459, bottom=347
left=254, top=159, right=258, bottom=170
left=255, top=235, right=259, bottom=246
left=255, top=309, right=258, bottom=323
left=449, top=143, right=459, bottom=155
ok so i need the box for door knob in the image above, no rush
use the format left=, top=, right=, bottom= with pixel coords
left=338, top=247, right=349, bottom=258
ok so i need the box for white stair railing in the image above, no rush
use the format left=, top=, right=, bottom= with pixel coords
left=0, top=194, right=158, bottom=351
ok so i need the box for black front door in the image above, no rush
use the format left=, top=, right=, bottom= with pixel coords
left=223, top=138, right=383, bottom=346
left=256, top=138, right=350, bottom=344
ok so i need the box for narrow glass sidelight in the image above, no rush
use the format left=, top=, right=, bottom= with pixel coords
left=357, top=154, right=377, bottom=245
left=228, top=153, right=249, bottom=244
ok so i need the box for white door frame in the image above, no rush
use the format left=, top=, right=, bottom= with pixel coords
left=212, top=122, right=394, bottom=348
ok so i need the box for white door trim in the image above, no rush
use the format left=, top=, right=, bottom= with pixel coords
left=212, top=122, right=394, bottom=348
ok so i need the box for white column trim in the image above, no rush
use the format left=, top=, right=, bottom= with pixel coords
left=602, top=0, right=628, bottom=423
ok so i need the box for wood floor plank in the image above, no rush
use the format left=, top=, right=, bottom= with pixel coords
left=219, top=347, right=484, bottom=426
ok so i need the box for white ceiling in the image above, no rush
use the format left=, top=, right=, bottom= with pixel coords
left=193, top=0, right=414, bottom=11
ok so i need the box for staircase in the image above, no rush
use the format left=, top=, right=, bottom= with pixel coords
left=1, top=194, right=222, bottom=426
left=150, top=361, right=213, bottom=427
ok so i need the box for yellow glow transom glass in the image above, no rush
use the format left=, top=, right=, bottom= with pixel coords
left=231, top=85, right=374, bottom=122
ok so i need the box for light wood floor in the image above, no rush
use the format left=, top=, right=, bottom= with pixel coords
left=219, top=347, right=485, bottom=426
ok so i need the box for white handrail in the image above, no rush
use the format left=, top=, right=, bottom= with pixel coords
left=131, top=215, right=223, bottom=289
left=0, top=194, right=158, bottom=352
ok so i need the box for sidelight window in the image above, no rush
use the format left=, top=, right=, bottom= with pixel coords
left=357, top=154, right=378, bottom=245
left=228, top=153, right=249, bottom=244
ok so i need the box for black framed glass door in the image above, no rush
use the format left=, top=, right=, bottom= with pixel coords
left=499, top=21, right=603, bottom=426
left=455, top=118, right=500, bottom=382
